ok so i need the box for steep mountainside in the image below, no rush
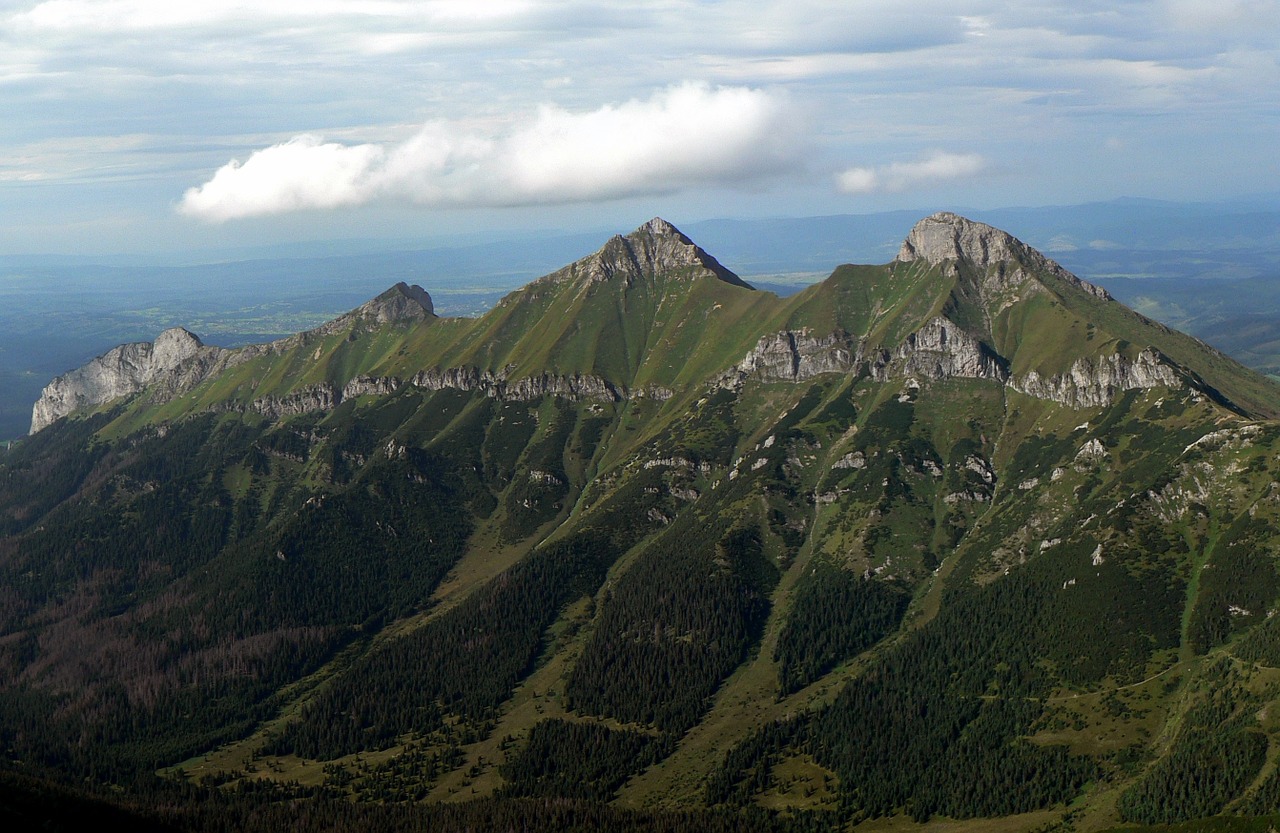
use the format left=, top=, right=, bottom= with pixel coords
left=7, top=214, right=1280, bottom=832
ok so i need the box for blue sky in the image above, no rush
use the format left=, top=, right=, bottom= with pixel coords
left=1, top=0, right=1278, bottom=254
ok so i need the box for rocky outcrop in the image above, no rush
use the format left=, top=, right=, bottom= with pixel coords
left=539, top=217, right=752, bottom=289
left=869, top=317, right=1008, bottom=383
left=721, top=317, right=1184, bottom=410
left=897, top=212, right=1111, bottom=302
left=1010, top=348, right=1185, bottom=408
left=502, top=373, right=622, bottom=402
left=30, top=283, right=435, bottom=434
left=725, top=319, right=1006, bottom=388
left=31, top=328, right=211, bottom=433
left=723, top=329, right=858, bottom=386
left=899, top=212, right=1033, bottom=271
left=211, top=368, right=626, bottom=422
left=343, top=375, right=402, bottom=400
left=244, top=384, right=339, bottom=419
left=411, top=368, right=623, bottom=402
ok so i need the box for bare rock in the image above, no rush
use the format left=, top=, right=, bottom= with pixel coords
left=724, top=329, right=858, bottom=385
left=306, top=282, right=434, bottom=338
left=343, top=375, right=403, bottom=399
left=410, top=367, right=622, bottom=403
left=1011, top=348, right=1184, bottom=408
left=247, top=384, right=339, bottom=419
left=870, top=317, right=1008, bottom=383
left=896, top=212, right=1111, bottom=302
left=31, top=328, right=209, bottom=433
left=29, top=284, right=435, bottom=434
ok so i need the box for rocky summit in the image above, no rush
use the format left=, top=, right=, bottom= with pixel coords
left=540, top=216, right=751, bottom=288
left=7, top=214, right=1280, bottom=833
left=30, top=326, right=205, bottom=433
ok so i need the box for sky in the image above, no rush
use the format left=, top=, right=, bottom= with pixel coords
left=1, top=0, right=1278, bottom=255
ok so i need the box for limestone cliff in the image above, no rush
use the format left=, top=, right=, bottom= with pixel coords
left=214, top=369, right=627, bottom=420
left=30, top=328, right=210, bottom=433
left=723, top=330, right=858, bottom=385
left=869, top=317, right=1008, bottom=384
left=1009, top=349, right=1186, bottom=409
left=725, top=315, right=1189, bottom=410
left=897, top=212, right=1111, bottom=303
left=410, top=368, right=623, bottom=403
left=308, top=282, right=434, bottom=335
left=30, top=283, right=434, bottom=434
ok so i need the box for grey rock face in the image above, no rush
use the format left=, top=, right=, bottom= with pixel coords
left=725, top=317, right=1184, bottom=410
left=343, top=375, right=403, bottom=400
left=725, top=329, right=858, bottom=385
left=896, top=212, right=1111, bottom=302
left=1010, top=348, right=1184, bottom=408
left=897, top=212, right=1027, bottom=270
left=316, top=282, right=434, bottom=335
left=29, top=284, right=435, bottom=434
left=869, top=317, right=1008, bottom=383
left=410, top=367, right=622, bottom=402
left=218, top=369, right=625, bottom=421
left=280, top=281, right=435, bottom=342
left=246, top=384, right=339, bottom=419
left=31, top=328, right=208, bottom=433
left=502, top=373, right=622, bottom=402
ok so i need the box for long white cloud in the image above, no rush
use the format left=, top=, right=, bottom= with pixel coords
left=836, top=152, right=988, bottom=195
left=180, top=83, right=795, bottom=221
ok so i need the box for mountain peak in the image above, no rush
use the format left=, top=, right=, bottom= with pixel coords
left=896, top=211, right=1112, bottom=302
left=544, top=218, right=752, bottom=289
left=637, top=216, right=683, bottom=238
left=358, top=281, right=435, bottom=322
left=30, top=327, right=208, bottom=434
left=896, top=212, right=1030, bottom=269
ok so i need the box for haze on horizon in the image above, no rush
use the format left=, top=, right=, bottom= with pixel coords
left=1, top=0, right=1278, bottom=256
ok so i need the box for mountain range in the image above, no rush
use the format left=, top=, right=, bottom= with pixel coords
left=6, top=213, right=1280, bottom=832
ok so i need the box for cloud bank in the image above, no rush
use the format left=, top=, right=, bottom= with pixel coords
left=836, top=152, right=988, bottom=195
left=180, top=83, right=795, bottom=221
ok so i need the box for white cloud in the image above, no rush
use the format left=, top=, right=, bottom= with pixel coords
left=180, top=136, right=384, bottom=219
left=180, top=83, right=797, bottom=221
left=836, top=152, right=988, bottom=195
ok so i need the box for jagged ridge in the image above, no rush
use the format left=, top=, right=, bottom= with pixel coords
left=29, top=213, right=1280, bottom=435
left=30, top=281, right=434, bottom=433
